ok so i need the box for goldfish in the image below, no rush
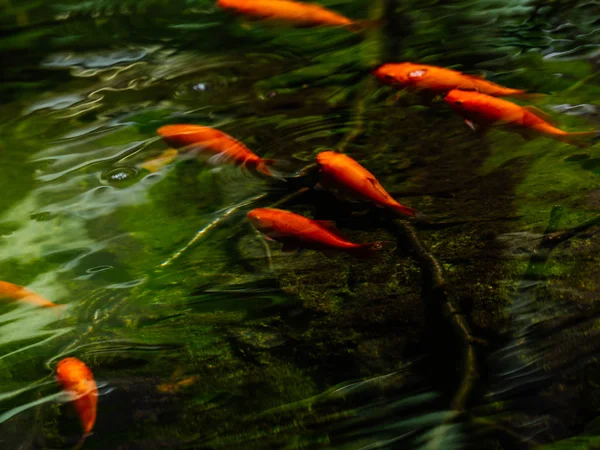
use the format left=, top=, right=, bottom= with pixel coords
left=247, top=207, right=388, bottom=258
left=0, top=280, right=59, bottom=308
left=444, top=89, right=597, bottom=147
left=140, top=148, right=179, bottom=173
left=56, top=357, right=98, bottom=436
left=373, top=62, right=537, bottom=98
left=217, top=0, right=364, bottom=31
left=157, top=125, right=277, bottom=176
left=316, top=151, right=418, bottom=217
left=157, top=370, right=200, bottom=394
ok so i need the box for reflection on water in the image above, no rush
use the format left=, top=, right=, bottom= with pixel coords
left=1, top=0, right=600, bottom=449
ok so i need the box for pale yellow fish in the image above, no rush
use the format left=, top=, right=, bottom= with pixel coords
left=140, top=148, right=179, bottom=173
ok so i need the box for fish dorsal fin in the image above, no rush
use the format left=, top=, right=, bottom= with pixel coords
left=523, top=106, right=557, bottom=125
left=368, top=177, right=391, bottom=199
left=314, top=220, right=347, bottom=239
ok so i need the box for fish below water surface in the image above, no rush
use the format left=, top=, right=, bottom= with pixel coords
left=0, top=280, right=60, bottom=308
left=247, top=207, right=389, bottom=258
left=157, top=124, right=277, bottom=176
left=217, top=0, right=368, bottom=31
left=316, top=151, right=419, bottom=218
left=445, top=89, right=598, bottom=147
left=56, top=357, right=98, bottom=437
left=373, top=62, right=538, bottom=98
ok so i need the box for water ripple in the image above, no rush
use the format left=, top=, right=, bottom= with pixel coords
left=42, top=48, right=153, bottom=69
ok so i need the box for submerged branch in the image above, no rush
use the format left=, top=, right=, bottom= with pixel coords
left=387, top=218, right=481, bottom=447
left=160, top=193, right=268, bottom=268
left=159, top=163, right=319, bottom=267
left=160, top=181, right=315, bottom=268
left=541, top=207, right=600, bottom=251
left=520, top=205, right=565, bottom=280
left=389, top=219, right=479, bottom=407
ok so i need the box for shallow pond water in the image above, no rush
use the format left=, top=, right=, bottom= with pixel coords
left=2, top=0, right=600, bottom=449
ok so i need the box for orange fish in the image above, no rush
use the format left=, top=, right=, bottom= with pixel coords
left=316, top=151, right=418, bottom=217
left=56, top=357, right=98, bottom=436
left=247, top=208, right=388, bottom=258
left=217, top=0, right=363, bottom=31
left=157, top=125, right=277, bottom=176
left=0, top=280, right=59, bottom=308
left=444, top=89, right=597, bottom=147
left=373, top=62, right=537, bottom=98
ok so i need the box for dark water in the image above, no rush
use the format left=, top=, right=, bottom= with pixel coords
left=1, top=0, right=600, bottom=449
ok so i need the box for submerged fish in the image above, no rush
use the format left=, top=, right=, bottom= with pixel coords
left=247, top=207, right=388, bottom=258
left=217, top=0, right=365, bottom=31
left=140, top=148, right=179, bottom=173
left=373, top=62, right=538, bottom=98
left=157, top=374, right=200, bottom=394
left=445, top=89, right=597, bottom=147
left=56, top=357, right=98, bottom=436
left=0, top=280, right=59, bottom=308
left=157, top=125, right=277, bottom=176
left=316, top=151, right=418, bottom=218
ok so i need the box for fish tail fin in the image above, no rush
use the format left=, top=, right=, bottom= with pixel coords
left=256, top=159, right=275, bottom=177
left=22, top=295, right=66, bottom=317
left=50, top=304, right=68, bottom=319
left=256, top=158, right=289, bottom=180
left=390, top=202, right=420, bottom=218
left=20, top=293, right=61, bottom=309
left=346, top=19, right=382, bottom=33
left=559, top=130, right=599, bottom=148
left=349, top=241, right=394, bottom=259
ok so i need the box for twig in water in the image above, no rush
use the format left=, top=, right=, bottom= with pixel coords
left=160, top=193, right=267, bottom=268
left=387, top=218, right=481, bottom=448
left=160, top=185, right=312, bottom=269
left=253, top=227, right=273, bottom=271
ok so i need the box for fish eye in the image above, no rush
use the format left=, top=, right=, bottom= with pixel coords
left=373, top=243, right=382, bottom=249
left=454, top=100, right=463, bottom=105
left=384, top=74, right=395, bottom=81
